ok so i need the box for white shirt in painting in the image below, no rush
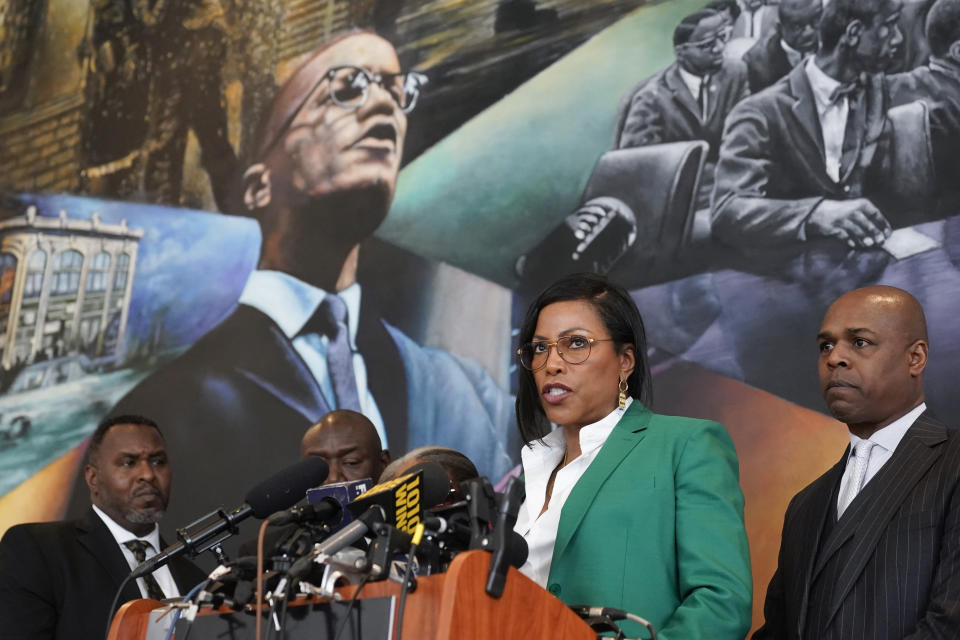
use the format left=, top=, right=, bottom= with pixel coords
left=238, top=269, right=387, bottom=447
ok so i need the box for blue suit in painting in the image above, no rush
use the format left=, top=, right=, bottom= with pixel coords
left=67, top=295, right=516, bottom=530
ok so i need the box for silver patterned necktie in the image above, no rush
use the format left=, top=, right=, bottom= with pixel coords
left=837, top=440, right=876, bottom=518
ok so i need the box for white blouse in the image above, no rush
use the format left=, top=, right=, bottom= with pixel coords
left=513, top=398, right=632, bottom=587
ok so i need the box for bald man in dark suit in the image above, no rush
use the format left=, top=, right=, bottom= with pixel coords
left=754, top=286, right=960, bottom=639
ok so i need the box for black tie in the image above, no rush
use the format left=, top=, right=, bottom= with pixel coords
left=698, top=75, right=711, bottom=120
left=123, top=540, right=166, bottom=600
left=300, top=295, right=362, bottom=412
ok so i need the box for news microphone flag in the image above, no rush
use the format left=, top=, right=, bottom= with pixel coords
left=305, top=477, right=372, bottom=530
left=345, top=462, right=449, bottom=535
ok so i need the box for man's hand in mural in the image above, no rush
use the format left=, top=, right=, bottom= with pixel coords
left=805, top=198, right=892, bottom=249
left=515, top=197, right=637, bottom=292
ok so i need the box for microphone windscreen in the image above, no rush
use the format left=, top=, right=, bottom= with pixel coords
left=245, top=457, right=329, bottom=518
left=506, top=530, right=529, bottom=568
left=403, top=461, right=452, bottom=508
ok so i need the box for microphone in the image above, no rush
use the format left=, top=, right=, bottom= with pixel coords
left=346, top=462, right=451, bottom=534
left=130, top=457, right=329, bottom=578
left=287, top=464, right=451, bottom=581
left=286, top=505, right=386, bottom=579
left=302, top=477, right=373, bottom=530
left=568, top=605, right=658, bottom=640
left=485, top=476, right=527, bottom=597
left=267, top=497, right=342, bottom=526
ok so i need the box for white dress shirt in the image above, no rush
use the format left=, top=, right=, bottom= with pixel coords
left=837, top=402, right=927, bottom=513
left=737, top=1, right=766, bottom=38
left=514, top=398, right=633, bottom=587
left=91, top=505, right=180, bottom=599
left=780, top=39, right=805, bottom=67
left=804, top=57, right=849, bottom=182
left=238, top=270, right=387, bottom=447
left=678, top=66, right=707, bottom=115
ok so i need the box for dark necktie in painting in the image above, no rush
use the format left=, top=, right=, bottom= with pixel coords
left=2, top=0, right=960, bottom=635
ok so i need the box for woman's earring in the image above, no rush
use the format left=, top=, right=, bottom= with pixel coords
left=618, top=377, right=628, bottom=410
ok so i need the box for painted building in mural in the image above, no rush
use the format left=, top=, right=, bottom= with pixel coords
left=0, top=205, right=141, bottom=372
left=4, top=0, right=960, bottom=632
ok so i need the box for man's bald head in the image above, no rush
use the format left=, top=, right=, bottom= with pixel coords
left=241, top=32, right=409, bottom=242
left=817, top=286, right=929, bottom=437
left=300, top=410, right=391, bottom=484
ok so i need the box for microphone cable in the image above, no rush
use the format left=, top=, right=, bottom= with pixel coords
left=568, top=605, right=657, bottom=640
left=394, top=523, right=425, bottom=640
left=256, top=517, right=271, bottom=640
left=103, top=573, right=136, bottom=640
left=162, top=579, right=209, bottom=640
left=331, top=573, right=371, bottom=640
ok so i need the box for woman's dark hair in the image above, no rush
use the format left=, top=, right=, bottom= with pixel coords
left=515, top=272, right=651, bottom=444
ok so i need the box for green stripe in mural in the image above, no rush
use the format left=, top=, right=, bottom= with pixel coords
left=380, top=0, right=707, bottom=288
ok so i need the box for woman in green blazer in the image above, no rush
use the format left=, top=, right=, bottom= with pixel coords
left=513, top=273, right=752, bottom=639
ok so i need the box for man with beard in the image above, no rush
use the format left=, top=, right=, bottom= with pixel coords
left=743, top=0, right=822, bottom=93
left=712, top=0, right=906, bottom=249
left=0, top=416, right=205, bottom=640
left=616, top=9, right=749, bottom=209
left=88, top=32, right=515, bottom=529
left=753, top=286, right=960, bottom=639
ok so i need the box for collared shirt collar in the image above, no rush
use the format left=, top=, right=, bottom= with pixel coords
left=521, top=397, right=633, bottom=469
left=805, top=57, right=843, bottom=115
left=238, top=270, right=362, bottom=349
left=677, top=65, right=706, bottom=103
left=92, top=504, right=161, bottom=550
left=929, top=56, right=960, bottom=78
left=848, top=402, right=927, bottom=455
left=780, top=38, right=805, bottom=67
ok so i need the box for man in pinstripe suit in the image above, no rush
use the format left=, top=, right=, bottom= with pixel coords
left=754, top=285, right=960, bottom=639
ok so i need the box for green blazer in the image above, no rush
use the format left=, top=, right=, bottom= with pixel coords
left=546, top=402, right=752, bottom=639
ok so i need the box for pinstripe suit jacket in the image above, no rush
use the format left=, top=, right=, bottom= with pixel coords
left=754, top=411, right=960, bottom=640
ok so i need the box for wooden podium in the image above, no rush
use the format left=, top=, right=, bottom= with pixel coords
left=108, top=551, right=595, bottom=639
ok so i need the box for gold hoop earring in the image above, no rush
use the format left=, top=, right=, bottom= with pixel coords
left=618, top=377, right=628, bottom=410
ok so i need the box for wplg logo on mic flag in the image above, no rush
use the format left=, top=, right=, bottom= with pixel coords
left=306, top=477, right=372, bottom=530
left=346, top=469, right=425, bottom=535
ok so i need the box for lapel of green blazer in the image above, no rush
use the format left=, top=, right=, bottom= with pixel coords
left=551, top=402, right=652, bottom=563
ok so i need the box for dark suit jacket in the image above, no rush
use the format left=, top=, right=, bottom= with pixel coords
left=615, top=59, right=749, bottom=208
left=0, top=508, right=206, bottom=640
left=731, top=4, right=778, bottom=40
left=712, top=64, right=897, bottom=248
left=888, top=57, right=960, bottom=207
left=68, top=304, right=409, bottom=530
left=753, top=411, right=960, bottom=639
left=743, top=31, right=795, bottom=94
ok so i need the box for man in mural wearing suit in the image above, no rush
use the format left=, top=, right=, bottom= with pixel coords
left=753, top=286, right=960, bottom=639
left=732, top=0, right=779, bottom=40
left=83, top=32, right=516, bottom=527
left=712, top=0, right=906, bottom=249
left=615, top=9, right=750, bottom=210
left=0, top=416, right=206, bottom=640
left=742, top=0, right=822, bottom=93
left=887, top=0, right=960, bottom=203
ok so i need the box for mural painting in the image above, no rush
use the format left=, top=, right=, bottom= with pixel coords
left=0, top=0, right=957, bottom=630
